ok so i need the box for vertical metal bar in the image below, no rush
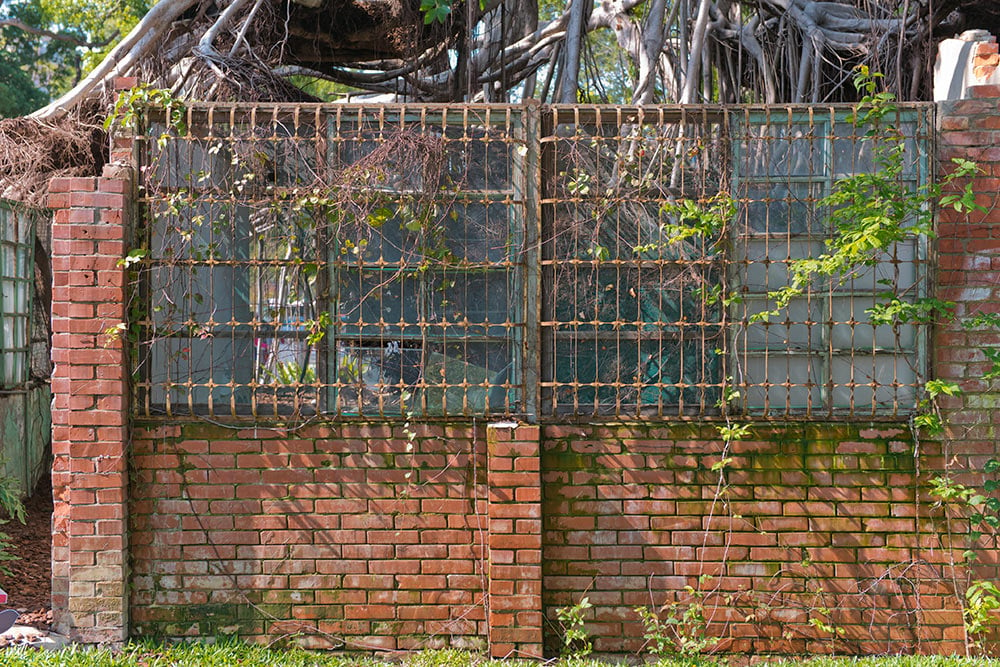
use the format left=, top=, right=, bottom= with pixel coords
left=23, top=209, right=34, bottom=483
left=0, top=205, right=7, bottom=386
left=329, top=107, right=340, bottom=416
left=813, top=106, right=828, bottom=418
left=916, top=105, right=932, bottom=413
left=728, top=107, right=744, bottom=417
left=718, top=107, right=731, bottom=418
left=521, top=100, right=542, bottom=421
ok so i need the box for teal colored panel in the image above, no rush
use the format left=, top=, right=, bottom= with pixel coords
left=26, top=385, right=50, bottom=492
left=0, top=393, right=28, bottom=495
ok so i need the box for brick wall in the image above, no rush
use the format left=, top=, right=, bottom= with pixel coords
left=44, top=90, right=1000, bottom=653
left=541, top=423, right=961, bottom=655
left=130, top=422, right=489, bottom=651
left=123, top=420, right=986, bottom=655
left=937, top=86, right=1000, bottom=447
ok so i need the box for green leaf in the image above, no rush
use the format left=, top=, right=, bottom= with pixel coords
left=711, top=457, right=734, bottom=472
left=913, top=413, right=943, bottom=434
left=367, top=206, right=392, bottom=228
left=925, top=379, right=962, bottom=399
left=117, top=247, right=147, bottom=268
left=983, top=348, right=1000, bottom=379
left=420, top=0, right=452, bottom=24
left=587, top=244, right=610, bottom=261
left=964, top=313, right=1000, bottom=330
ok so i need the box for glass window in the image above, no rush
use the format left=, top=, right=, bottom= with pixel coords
left=136, top=104, right=931, bottom=421
left=138, top=107, right=528, bottom=418
left=730, top=109, right=929, bottom=417
left=540, top=112, right=727, bottom=417
left=326, top=114, right=526, bottom=417
left=0, top=204, right=33, bottom=389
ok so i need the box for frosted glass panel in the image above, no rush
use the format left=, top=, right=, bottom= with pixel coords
left=743, top=355, right=823, bottom=411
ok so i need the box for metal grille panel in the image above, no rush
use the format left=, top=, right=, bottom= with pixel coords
left=135, top=102, right=933, bottom=420
left=136, top=105, right=532, bottom=419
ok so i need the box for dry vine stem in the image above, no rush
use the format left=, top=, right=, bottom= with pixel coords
left=0, top=114, right=104, bottom=205
left=5, top=0, right=992, bottom=199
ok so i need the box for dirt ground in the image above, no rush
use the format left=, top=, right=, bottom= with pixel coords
left=0, top=474, right=52, bottom=634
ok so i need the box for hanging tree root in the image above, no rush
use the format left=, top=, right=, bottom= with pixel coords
left=0, top=113, right=105, bottom=206
left=14, top=0, right=1000, bottom=119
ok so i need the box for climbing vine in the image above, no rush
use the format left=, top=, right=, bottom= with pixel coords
left=766, top=67, right=998, bottom=654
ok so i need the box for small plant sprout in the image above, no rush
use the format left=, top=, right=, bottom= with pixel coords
left=555, top=595, right=593, bottom=658
left=635, top=577, right=719, bottom=658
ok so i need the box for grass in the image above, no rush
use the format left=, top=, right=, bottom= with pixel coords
left=4, top=644, right=1000, bottom=667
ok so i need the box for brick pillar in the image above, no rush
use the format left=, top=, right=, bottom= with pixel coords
left=933, top=84, right=1000, bottom=654
left=936, top=87, right=1000, bottom=441
left=486, top=423, right=543, bottom=659
left=48, top=166, right=132, bottom=643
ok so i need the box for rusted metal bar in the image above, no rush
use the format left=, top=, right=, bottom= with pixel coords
left=133, top=102, right=933, bottom=421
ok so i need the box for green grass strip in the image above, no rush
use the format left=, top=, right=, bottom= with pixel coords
left=5, top=643, right=1000, bottom=667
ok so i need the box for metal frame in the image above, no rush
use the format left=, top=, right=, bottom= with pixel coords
left=728, top=105, right=933, bottom=418
left=134, top=102, right=935, bottom=422
left=0, top=202, right=34, bottom=390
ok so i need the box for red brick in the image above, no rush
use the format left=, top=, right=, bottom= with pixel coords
left=969, top=84, right=1000, bottom=98
left=48, top=177, right=74, bottom=193
left=113, top=76, right=138, bottom=90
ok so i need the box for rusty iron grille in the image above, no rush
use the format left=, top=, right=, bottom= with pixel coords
left=542, top=107, right=729, bottom=417
left=134, top=102, right=933, bottom=421
left=0, top=202, right=35, bottom=389
left=730, top=105, right=932, bottom=418
left=135, top=105, right=534, bottom=419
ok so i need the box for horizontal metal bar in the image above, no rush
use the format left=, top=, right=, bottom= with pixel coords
left=134, top=102, right=931, bottom=421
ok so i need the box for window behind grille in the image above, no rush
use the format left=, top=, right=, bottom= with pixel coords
left=730, top=108, right=929, bottom=417
left=0, top=203, right=33, bottom=389
left=135, top=103, right=931, bottom=421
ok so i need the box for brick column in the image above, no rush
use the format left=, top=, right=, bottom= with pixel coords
left=934, top=89, right=1000, bottom=651
left=486, top=423, right=543, bottom=659
left=936, top=87, right=1000, bottom=444
left=48, top=166, right=132, bottom=643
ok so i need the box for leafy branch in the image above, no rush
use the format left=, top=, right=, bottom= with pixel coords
left=754, top=67, right=983, bottom=323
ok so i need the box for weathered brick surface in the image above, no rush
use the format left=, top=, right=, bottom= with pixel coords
left=539, top=423, right=973, bottom=655
left=48, top=169, right=133, bottom=644
left=937, top=91, right=1000, bottom=454
left=129, top=423, right=489, bottom=651
left=123, top=419, right=985, bottom=655
left=487, top=425, right=543, bottom=659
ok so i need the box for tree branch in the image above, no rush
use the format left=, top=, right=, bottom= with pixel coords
left=559, top=0, right=594, bottom=102
left=0, top=18, right=118, bottom=48
left=31, top=0, right=201, bottom=119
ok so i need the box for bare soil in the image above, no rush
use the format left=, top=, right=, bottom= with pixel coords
left=0, top=474, right=52, bottom=637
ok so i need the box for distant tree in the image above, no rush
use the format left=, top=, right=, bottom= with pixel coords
left=0, top=52, right=47, bottom=118
left=0, top=0, right=146, bottom=116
